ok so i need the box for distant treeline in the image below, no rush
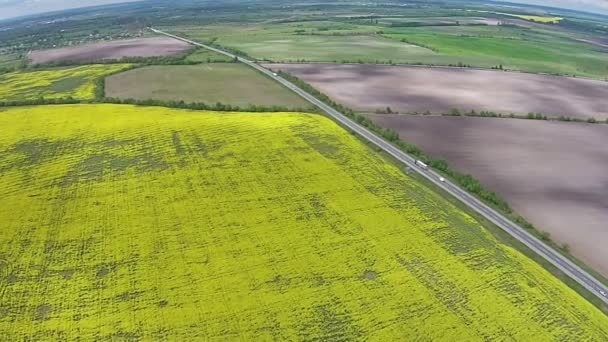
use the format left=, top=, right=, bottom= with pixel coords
left=389, top=22, right=488, bottom=28
left=276, top=69, right=578, bottom=253
left=101, top=97, right=315, bottom=113
left=440, top=108, right=608, bottom=124
left=0, top=96, right=314, bottom=114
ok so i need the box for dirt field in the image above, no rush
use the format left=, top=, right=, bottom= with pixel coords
left=367, top=114, right=608, bottom=276
left=268, top=63, right=608, bottom=119
left=105, top=64, right=311, bottom=109
left=29, top=37, right=192, bottom=64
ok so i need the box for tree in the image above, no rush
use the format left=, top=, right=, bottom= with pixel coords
left=540, top=231, right=552, bottom=242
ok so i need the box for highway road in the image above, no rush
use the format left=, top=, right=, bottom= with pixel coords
left=150, top=28, right=608, bottom=305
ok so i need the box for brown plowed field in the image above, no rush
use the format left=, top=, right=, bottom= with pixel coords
left=268, top=63, right=608, bottom=119
left=367, top=114, right=608, bottom=276
left=29, top=37, right=192, bottom=64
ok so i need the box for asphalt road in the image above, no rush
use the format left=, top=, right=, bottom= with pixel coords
left=150, top=28, right=608, bottom=305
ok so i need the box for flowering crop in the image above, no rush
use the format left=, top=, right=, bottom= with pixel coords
left=0, top=104, right=606, bottom=340
left=0, top=64, right=131, bottom=101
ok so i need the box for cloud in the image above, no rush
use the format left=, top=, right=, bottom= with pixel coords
left=0, top=0, right=141, bottom=20
left=1, top=0, right=607, bottom=20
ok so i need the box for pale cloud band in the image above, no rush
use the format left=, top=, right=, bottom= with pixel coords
left=0, top=0, right=141, bottom=20
left=511, top=0, right=608, bottom=13
left=0, top=0, right=607, bottom=21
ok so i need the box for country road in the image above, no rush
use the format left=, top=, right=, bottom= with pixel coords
left=149, top=28, right=608, bottom=306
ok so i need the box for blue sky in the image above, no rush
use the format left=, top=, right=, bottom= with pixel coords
left=0, top=0, right=607, bottom=20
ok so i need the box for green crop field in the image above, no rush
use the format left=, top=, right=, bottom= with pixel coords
left=166, top=20, right=608, bottom=78
left=105, top=64, right=313, bottom=109
left=169, top=22, right=432, bottom=63
left=0, top=53, right=20, bottom=68
left=1, top=104, right=607, bottom=340
left=0, top=64, right=132, bottom=101
left=383, top=25, right=608, bottom=77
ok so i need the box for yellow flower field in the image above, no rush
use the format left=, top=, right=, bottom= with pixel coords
left=514, top=15, right=563, bottom=23
left=494, top=12, right=563, bottom=23
left=0, top=104, right=607, bottom=340
left=0, top=64, right=131, bottom=101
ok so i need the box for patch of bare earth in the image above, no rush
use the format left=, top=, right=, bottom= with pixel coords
left=29, top=37, right=192, bottom=64
left=267, top=63, right=608, bottom=119
left=367, top=114, right=608, bottom=276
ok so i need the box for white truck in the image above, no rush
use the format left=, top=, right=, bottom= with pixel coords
left=415, top=160, right=428, bottom=170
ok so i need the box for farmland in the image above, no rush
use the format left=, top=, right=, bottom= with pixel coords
left=167, top=18, right=608, bottom=78
left=28, top=37, right=192, bottom=65
left=0, top=53, right=21, bottom=69
left=1, top=104, right=607, bottom=339
left=494, top=13, right=563, bottom=24
left=365, top=114, right=608, bottom=276
left=169, top=22, right=430, bottom=63
left=0, top=64, right=132, bottom=101
left=105, top=64, right=312, bottom=109
left=269, top=63, right=608, bottom=119
left=510, top=15, right=562, bottom=23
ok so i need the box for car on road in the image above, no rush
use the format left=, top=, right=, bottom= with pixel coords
left=601, top=290, right=607, bottom=297
left=439, top=177, right=446, bottom=182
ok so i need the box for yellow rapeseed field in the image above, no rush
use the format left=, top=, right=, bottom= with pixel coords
left=0, top=64, right=131, bottom=101
left=515, top=15, right=563, bottom=23
left=0, top=104, right=607, bottom=340
left=496, top=12, right=563, bottom=23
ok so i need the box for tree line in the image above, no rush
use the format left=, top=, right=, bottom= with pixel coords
left=0, top=96, right=314, bottom=114
left=442, top=108, right=607, bottom=124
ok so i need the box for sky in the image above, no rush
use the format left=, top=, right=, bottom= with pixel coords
left=508, top=0, right=608, bottom=14
left=0, top=0, right=140, bottom=20
left=0, top=0, right=607, bottom=20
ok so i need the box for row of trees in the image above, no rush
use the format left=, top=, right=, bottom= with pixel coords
left=0, top=96, right=313, bottom=114
left=101, top=97, right=312, bottom=113
left=443, top=108, right=608, bottom=124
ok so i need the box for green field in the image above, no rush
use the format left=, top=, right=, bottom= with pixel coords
left=383, top=25, right=608, bottom=77
left=105, top=63, right=312, bottom=109
left=166, top=20, right=608, bottom=78
left=1, top=104, right=608, bottom=339
left=0, top=53, right=20, bottom=69
left=170, top=22, right=432, bottom=63
left=0, top=64, right=132, bottom=101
